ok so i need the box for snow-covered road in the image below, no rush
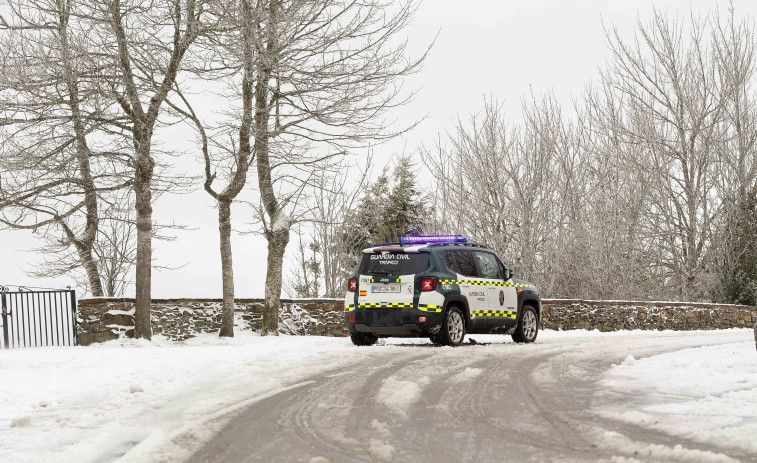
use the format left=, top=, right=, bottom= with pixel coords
left=1, top=329, right=755, bottom=462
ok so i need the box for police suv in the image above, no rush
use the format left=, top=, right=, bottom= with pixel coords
left=344, top=235, right=541, bottom=346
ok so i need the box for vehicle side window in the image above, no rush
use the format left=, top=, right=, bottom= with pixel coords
left=443, top=250, right=478, bottom=277
left=443, top=251, right=458, bottom=273
left=474, top=251, right=501, bottom=279
left=495, top=256, right=510, bottom=280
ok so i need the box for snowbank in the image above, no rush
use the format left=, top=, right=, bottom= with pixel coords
left=600, top=337, right=757, bottom=455
left=0, top=333, right=382, bottom=463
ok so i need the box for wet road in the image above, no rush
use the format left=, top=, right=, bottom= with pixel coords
left=186, top=332, right=748, bottom=463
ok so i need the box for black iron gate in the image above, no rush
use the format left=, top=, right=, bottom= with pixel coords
left=0, top=286, right=77, bottom=348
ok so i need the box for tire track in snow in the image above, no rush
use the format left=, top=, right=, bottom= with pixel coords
left=186, top=333, right=750, bottom=463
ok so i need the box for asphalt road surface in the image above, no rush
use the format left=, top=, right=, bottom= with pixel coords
left=187, top=332, right=748, bottom=463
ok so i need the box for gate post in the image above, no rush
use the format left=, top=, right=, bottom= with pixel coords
left=69, top=289, right=78, bottom=346
left=1, top=291, right=8, bottom=349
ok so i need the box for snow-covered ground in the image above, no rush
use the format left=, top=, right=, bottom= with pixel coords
left=0, top=329, right=754, bottom=463
left=599, top=336, right=757, bottom=458
left=0, top=334, right=373, bottom=463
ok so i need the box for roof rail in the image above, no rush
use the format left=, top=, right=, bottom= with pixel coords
left=370, top=241, right=491, bottom=249
left=426, top=241, right=490, bottom=249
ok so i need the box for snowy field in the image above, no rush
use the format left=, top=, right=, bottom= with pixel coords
left=0, top=329, right=754, bottom=463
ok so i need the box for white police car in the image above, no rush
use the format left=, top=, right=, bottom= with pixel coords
left=344, top=235, right=541, bottom=346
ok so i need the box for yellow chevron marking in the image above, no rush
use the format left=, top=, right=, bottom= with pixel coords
left=358, top=303, right=414, bottom=309
left=470, top=310, right=517, bottom=318
left=439, top=279, right=535, bottom=288
left=418, top=304, right=442, bottom=313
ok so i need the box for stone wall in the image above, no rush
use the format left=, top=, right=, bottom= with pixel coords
left=541, top=299, right=756, bottom=332
left=77, top=298, right=347, bottom=346
left=76, top=297, right=756, bottom=345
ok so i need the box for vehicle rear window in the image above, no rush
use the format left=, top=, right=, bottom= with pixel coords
left=359, top=252, right=430, bottom=275
left=443, top=250, right=479, bottom=277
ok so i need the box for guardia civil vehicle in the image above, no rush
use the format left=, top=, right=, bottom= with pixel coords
left=344, top=235, right=541, bottom=346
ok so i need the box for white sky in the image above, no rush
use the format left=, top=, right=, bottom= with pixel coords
left=1, top=0, right=756, bottom=298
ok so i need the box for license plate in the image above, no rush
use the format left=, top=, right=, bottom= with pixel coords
left=372, top=284, right=401, bottom=293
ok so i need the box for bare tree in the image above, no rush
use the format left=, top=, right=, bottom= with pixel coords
left=285, top=155, right=374, bottom=299
left=311, top=159, right=373, bottom=298
left=567, top=88, right=660, bottom=300
left=172, top=0, right=258, bottom=337
left=22, top=191, right=137, bottom=297
left=424, top=96, right=580, bottom=294
left=94, top=0, right=207, bottom=338
left=707, top=6, right=757, bottom=301
left=601, top=10, right=729, bottom=300
left=573, top=7, right=757, bottom=301
left=93, top=192, right=138, bottom=297
left=712, top=6, right=757, bottom=198
left=285, top=225, right=322, bottom=298
left=223, top=0, right=426, bottom=334
left=0, top=0, right=132, bottom=296
left=424, top=6, right=757, bottom=303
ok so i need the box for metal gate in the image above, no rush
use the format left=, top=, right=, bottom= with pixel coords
left=0, top=286, right=78, bottom=349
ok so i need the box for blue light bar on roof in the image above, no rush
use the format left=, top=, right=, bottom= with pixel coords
left=400, top=235, right=468, bottom=245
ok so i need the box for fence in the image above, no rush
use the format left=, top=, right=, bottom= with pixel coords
left=0, top=286, right=78, bottom=348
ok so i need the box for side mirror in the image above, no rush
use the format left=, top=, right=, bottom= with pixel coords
left=504, top=268, right=512, bottom=280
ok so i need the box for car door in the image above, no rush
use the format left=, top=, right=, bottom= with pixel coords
left=472, top=251, right=501, bottom=318
left=474, top=251, right=517, bottom=321
left=444, top=250, right=487, bottom=313
left=496, top=257, right=518, bottom=318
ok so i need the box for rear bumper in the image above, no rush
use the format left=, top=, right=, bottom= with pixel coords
left=345, top=308, right=443, bottom=337
left=354, top=324, right=425, bottom=335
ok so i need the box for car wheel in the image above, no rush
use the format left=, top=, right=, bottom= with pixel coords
left=350, top=331, right=378, bottom=346
left=512, top=305, right=538, bottom=343
left=439, top=307, right=466, bottom=346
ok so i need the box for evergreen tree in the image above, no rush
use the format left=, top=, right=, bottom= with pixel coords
left=344, top=154, right=430, bottom=254
left=713, top=191, right=757, bottom=305
left=383, top=155, right=428, bottom=242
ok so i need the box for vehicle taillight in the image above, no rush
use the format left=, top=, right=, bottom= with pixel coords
left=348, top=315, right=355, bottom=323
left=420, top=277, right=437, bottom=291
left=348, top=278, right=357, bottom=292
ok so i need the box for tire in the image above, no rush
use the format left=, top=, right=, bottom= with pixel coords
left=512, top=305, right=538, bottom=343
left=350, top=331, right=378, bottom=346
left=438, top=306, right=466, bottom=346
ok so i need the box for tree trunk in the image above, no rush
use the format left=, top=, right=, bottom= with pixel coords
left=107, top=0, right=200, bottom=338
left=262, top=226, right=290, bottom=335
left=253, top=4, right=280, bottom=335
left=60, top=8, right=105, bottom=298
left=76, top=244, right=104, bottom=297
left=134, top=140, right=154, bottom=340
left=218, top=199, right=235, bottom=337
left=200, top=0, right=255, bottom=337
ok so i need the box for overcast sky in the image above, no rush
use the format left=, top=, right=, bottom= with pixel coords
left=2, top=0, right=755, bottom=298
